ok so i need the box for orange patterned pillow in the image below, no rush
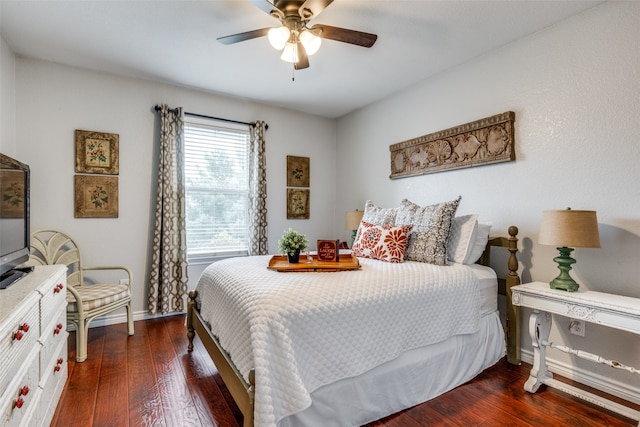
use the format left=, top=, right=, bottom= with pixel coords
left=352, top=221, right=412, bottom=263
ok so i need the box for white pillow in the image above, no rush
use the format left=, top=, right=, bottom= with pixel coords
left=465, top=222, right=492, bottom=264
left=447, top=214, right=478, bottom=264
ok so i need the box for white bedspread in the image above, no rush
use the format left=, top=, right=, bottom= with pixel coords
left=195, top=255, right=481, bottom=427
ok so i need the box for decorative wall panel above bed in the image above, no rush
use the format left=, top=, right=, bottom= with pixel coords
left=389, top=111, right=515, bottom=179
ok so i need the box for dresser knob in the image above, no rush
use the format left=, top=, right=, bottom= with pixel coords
left=54, top=357, right=64, bottom=372
left=54, top=283, right=64, bottom=293
left=54, top=323, right=63, bottom=335
left=20, top=386, right=29, bottom=396
left=12, top=323, right=30, bottom=341
left=13, top=397, right=24, bottom=409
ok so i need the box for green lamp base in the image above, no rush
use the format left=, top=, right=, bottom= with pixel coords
left=549, top=246, right=579, bottom=292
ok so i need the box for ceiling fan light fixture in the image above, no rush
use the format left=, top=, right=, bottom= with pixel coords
left=299, top=29, right=321, bottom=55
left=268, top=26, right=290, bottom=50
left=280, top=42, right=299, bottom=63
left=218, top=0, right=379, bottom=71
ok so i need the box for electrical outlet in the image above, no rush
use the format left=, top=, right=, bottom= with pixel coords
left=569, top=319, right=585, bottom=336
left=119, top=278, right=129, bottom=285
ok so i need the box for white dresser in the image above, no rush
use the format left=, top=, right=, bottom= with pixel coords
left=0, top=265, right=68, bottom=427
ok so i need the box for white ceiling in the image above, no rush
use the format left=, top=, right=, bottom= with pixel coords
left=1, top=0, right=602, bottom=118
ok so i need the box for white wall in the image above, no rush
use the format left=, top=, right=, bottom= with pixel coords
left=0, top=35, right=16, bottom=154
left=336, top=1, right=640, bottom=403
left=14, top=58, right=336, bottom=320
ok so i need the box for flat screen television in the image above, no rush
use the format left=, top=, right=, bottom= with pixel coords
left=0, top=152, right=31, bottom=289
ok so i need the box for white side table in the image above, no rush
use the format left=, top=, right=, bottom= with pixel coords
left=511, top=282, right=640, bottom=426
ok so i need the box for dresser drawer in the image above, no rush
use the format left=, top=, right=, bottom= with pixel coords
left=0, top=350, right=40, bottom=427
left=38, top=272, right=67, bottom=333
left=38, top=340, right=67, bottom=427
left=39, top=309, right=67, bottom=380
left=0, top=266, right=67, bottom=427
left=0, top=293, right=40, bottom=397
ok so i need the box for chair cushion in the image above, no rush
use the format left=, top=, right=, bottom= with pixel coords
left=67, top=284, right=131, bottom=312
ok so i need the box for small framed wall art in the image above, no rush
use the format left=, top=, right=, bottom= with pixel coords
left=0, top=170, right=25, bottom=218
left=74, top=175, right=119, bottom=218
left=75, top=129, right=119, bottom=175
left=286, top=155, right=310, bottom=187
left=287, top=188, right=310, bottom=219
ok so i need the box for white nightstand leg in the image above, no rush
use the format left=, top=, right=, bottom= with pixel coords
left=524, top=310, right=553, bottom=393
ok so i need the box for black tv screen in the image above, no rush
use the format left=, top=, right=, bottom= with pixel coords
left=0, top=152, right=30, bottom=288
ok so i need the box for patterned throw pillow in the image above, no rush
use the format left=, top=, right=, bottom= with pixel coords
left=352, top=221, right=412, bottom=263
left=361, top=200, right=397, bottom=226
left=395, top=197, right=461, bottom=265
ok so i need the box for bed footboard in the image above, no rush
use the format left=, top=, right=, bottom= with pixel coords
left=187, top=291, right=255, bottom=427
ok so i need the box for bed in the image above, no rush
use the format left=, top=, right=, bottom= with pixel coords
left=187, top=203, right=520, bottom=427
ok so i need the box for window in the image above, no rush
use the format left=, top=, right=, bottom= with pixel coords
left=184, top=116, right=251, bottom=261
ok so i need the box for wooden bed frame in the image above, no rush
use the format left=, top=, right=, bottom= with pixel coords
left=187, top=226, right=520, bottom=427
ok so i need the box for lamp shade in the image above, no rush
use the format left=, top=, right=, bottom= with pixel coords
left=345, top=210, right=364, bottom=230
left=299, top=29, right=321, bottom=55
left=280, top=42, right=298, bottom=63
left=268, top=26, right=290, bottom=50
left=538, top=209, right=601, bottom=248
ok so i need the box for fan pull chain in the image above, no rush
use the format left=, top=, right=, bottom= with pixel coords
left=292, top=63, right=295, bottom=82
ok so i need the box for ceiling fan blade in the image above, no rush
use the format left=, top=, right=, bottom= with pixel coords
left=294, top=42, right=310, bottom=70
left=217, top=28, right=271, bottom=45
left=298, top=0, right=334, bottom=20
left=249, top=0, right=284, bottom=19
left=310, top=24, right=377, bottom=48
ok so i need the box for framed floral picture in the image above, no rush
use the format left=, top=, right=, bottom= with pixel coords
left=75, top=129, right=119, bottom=175
left=74, top=175, right=118, bottom=218
left=286, top=155, right=310, bottom=187
left=287, top=188, right=309, bottom=219
left=0, top=170, right=25, bottom=218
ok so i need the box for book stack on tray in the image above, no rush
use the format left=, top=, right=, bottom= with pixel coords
left=317, top=239, right=340, bottom=262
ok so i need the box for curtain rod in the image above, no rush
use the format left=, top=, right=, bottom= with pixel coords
left=153, top=105, right=268, bottom=130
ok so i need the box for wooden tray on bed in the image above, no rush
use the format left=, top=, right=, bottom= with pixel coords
left=268, top=253, right=361, bottom=272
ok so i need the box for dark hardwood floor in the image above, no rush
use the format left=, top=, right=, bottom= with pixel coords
left=51, top=314, right=638, bottom=427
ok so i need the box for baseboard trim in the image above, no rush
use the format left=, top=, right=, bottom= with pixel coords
left=521, top=349, right=640, bottom=406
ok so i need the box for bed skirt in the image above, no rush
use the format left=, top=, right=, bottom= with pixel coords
left=279, top=310, right=505, bottom=427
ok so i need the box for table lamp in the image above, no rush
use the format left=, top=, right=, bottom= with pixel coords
left=538, top=208, right=600, bottom=292
left=345, top=210, right=364, bottom=245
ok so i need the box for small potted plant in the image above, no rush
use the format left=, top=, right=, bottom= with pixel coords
left=278, top=228, right=308, bottom=263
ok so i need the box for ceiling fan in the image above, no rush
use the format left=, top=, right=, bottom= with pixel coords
left=217, top=0, right=378, bottom=70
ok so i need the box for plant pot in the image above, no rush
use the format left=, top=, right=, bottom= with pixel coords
left=287, top=251, right=300, bottom=263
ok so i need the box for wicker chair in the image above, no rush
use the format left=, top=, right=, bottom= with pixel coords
left=28, top=229, right=134, bottom=362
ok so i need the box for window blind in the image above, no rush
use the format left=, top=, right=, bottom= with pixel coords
left=184, top=117, right=251, bottom=260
